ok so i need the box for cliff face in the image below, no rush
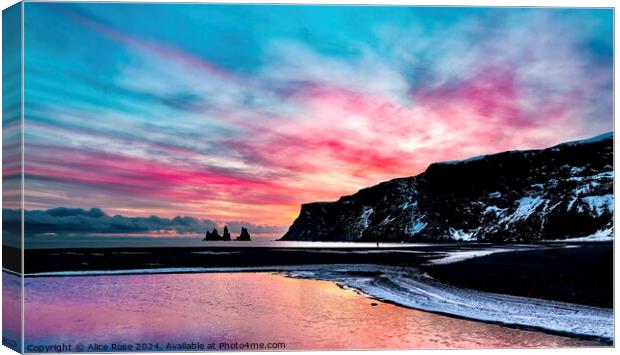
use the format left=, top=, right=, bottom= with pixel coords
left=281, top=133, right=613, bottom=242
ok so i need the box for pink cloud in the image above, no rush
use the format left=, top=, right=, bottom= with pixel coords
left=23, top=9, right=611, bottom=231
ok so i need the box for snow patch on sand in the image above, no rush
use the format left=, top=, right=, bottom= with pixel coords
left=427, top=248, right=529, bottom=265
left=285, top=264, right=613, bottom=342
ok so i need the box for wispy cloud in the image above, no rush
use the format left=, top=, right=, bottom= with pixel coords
left=3, top=208, right=284, bottom=238
left=21, top=4, right=613, bottom=230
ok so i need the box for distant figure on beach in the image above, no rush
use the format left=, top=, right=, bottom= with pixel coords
left=376, top=241, right=379, bottom=248
left=236, top=227, right=252, bottom=241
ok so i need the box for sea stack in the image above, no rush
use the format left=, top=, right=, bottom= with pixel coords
left=222, top=226, right=232, bottom=241
left=204, top=227, right=222, bottom=241
left=236, top=227, right=252, bottom=241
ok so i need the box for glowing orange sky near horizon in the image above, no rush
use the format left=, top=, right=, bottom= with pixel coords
left=15, top=4, right=613, bottom=230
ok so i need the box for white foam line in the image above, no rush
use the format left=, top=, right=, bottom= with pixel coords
left=26, top=263, right=613, bottom=342
left=284, top=264, right=613, bottom=342
left=427, top=248, right=533, bottom=265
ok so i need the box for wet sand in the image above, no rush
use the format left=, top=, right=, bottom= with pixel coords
left=16, top=241, right=612, bottom=308
left=423, top=242, right=612, bottom=307
left=12, top=241, right=612, bottom=346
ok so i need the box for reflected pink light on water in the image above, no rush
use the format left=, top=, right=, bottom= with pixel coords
left=3, top=272, right=22, bottom=351
left=23, top=273, right=596, bottom=350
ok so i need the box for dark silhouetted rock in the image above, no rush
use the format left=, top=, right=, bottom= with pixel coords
left=281, top=132, right=613, bottom=243
left=222, top=226, right=231, bottom=241
left=204, top=228, right=222, bottom=241
left=236, top=227, right=252, bottom=241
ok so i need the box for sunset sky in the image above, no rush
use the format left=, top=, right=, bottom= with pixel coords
left=21, top=4, right=613, bottom=234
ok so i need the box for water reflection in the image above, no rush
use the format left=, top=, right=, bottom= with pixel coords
left=25, top=236, right=440, bottom=249
left=24, top=272, right=598, bottom=350
left=3, top=272, right=22, bottom=352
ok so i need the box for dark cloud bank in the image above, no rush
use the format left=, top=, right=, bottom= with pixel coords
left=2, top=207, right=285, bottom=237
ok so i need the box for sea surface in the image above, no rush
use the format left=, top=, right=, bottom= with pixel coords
left=10, top=272, right=599, bottom=351
left=25, top=236, right=436, bottom=249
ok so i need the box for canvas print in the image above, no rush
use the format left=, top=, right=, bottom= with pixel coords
left=2, top=2, right=614, bottom=352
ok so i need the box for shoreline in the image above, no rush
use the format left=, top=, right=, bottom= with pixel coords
left=15, top=242, right=613, bottom=306
left=12, top=241, right=613, bottom=344
left=15, top=263, right=613, bottom=345
left=280, top=264, right=613, bottom=344
left=16, top=269, right=598, bottom=350
left=327, top=283, right=612, bottom=346
left=285, top=269, right=613, bottom=346
left=16, top=242, right=612, bottom=307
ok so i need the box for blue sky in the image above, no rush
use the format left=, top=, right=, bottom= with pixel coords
left=18, top=3, right=613, bottom=233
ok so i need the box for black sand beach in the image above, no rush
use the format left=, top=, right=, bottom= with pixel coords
left=423, top=242, right=613, bottom=308
left=13, top=241, right=612, bottom=309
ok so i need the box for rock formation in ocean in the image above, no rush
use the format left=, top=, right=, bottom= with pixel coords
left=236, top=227, right=252, bottom=241
left=281, top=132, right=614, bottom=242
left=204, top=228, right=222, bottom=241
left=222, top=226, right=231, bottom=241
